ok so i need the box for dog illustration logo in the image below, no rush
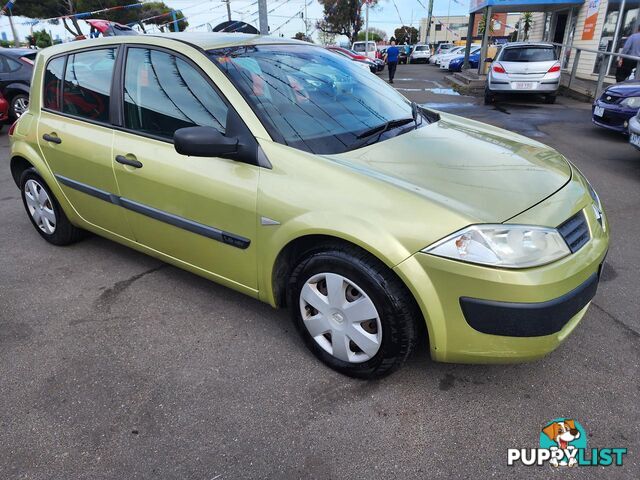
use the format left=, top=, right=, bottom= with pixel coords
left=540, top=419, right=586, bottom=467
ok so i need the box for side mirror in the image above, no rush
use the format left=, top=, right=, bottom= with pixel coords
left=484, top=57, right=493, bottom=63
left=174, top=126, right=238, bottom=158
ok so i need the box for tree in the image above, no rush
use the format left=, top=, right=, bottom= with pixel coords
left=293, top=32, right=313, bottom=42
left=478, top=13, right=495, bottom=36
left=317, top=29, right=336, bottom=45
left=139, top=4, right=188, bottom=32
left=521, top=12, right=533, bottom=41
left=317, top=0, right=379, bottom=42
left=13, top=0, right=186, bottom=37
left=26, top=29, right=53, bottom=48
left=393, top=26, right=418, bottom=45
left=356, top=27, right=386, bottom=42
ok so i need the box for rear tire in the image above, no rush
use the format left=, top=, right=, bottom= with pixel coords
left=10, top=93, right=29, bottom=119
left=20, top=169, right=84, bottom=246
left=288, top=246, right=419, bottom=379
left=484, top=87, right=495, bottom=105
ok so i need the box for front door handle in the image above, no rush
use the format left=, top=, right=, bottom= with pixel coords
left=115, top=155, right=143, bottom=169
left=42, top=133, right=62, bottom=144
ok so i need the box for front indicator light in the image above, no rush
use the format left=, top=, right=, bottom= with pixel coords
left=423, top=225, right=571, bottom=268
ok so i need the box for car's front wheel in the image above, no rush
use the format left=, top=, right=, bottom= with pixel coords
left=289, top=246, right=419, bottom=379
left=20, top=169, right=84, bottom=246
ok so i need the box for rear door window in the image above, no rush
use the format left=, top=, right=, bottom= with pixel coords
left=43, top=57, right=65, bottom=110
left=501, top=47, right=557, bottom=62
left=62, top=48, right=116, bottom=122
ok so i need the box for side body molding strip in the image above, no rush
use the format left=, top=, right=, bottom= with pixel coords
left=55, top=174, right=251, bottom=250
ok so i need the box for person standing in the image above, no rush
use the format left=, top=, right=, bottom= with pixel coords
left=617, top=27, right=640, bottom=82
left=386, top=38, right=400, bottom=84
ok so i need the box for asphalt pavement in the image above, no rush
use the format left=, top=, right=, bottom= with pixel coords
left=1, top=64, right=638, bottom=479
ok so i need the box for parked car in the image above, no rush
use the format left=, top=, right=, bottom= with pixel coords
left=85, top=19, right=138, bottom=37
left=448, top=52, right=480, bottom=72
left=435, top=43, right=455, bottom=55
left=398, top=44, right=412, bottom=64
left=628, top=109, right=640, bottom=148
left=409, top=44, right=431, bottom=63
left=592, top=81, right=640, bottom=133
left=440, top=45, right=481, bottom=70
left=10, top=34, right=609, bottom=379
left=0, top=91, right=9, bottom=123
left=430, top=46, right=464, bottom=65
left=351, top=40, right=378, bottom=60
left=326, top=46, right=380, bottom=73
left=0, top=48, right=37, bottom=119
left=485, top=42, right=560, bottom=105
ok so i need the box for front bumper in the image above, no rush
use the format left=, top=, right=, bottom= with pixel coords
left=592, top=101, right=637, bottom=132
left=393, top=191, right=609, bottom=364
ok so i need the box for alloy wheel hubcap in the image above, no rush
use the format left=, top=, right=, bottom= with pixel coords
left=299, top=272, right=382, bottom=363
left=14, top=97, right=28, bottom=116
left=24, top=179, right=56, bottom=234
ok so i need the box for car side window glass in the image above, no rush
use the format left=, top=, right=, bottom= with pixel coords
left=62, top=48, right=116, bottom=122
left=43, top=57, right=65, bottom=111
left=123, top=48, right=228, bottom=139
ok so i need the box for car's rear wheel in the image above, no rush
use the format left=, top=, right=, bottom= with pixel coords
left=484, top=87, right=495, bottom=105
left=289, top=247, right=419, bottom=379
left=10, top=93, right=29, bottom=118
left=20, top=169, right=84, bottom=246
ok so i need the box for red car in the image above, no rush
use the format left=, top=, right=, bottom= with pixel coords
left=0, top=91, right=9, bottom=122
left=325, top=46, right=383, bottom=73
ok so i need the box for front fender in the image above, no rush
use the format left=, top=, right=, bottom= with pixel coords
left=4, top=83, right=30, bottom=95
left=257, top=210, right=413, bottom=306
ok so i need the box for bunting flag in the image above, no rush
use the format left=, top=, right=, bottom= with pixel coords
left=12, top=2, right=144, bottom=26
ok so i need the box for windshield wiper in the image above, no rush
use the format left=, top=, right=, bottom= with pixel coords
left=354, top=117, right=415, bottom=144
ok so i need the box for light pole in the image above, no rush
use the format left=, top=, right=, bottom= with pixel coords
left=425, top=0, right=433, bottom=48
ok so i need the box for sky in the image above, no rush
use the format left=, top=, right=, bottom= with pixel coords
left=0, top=0, right=470, bottom=44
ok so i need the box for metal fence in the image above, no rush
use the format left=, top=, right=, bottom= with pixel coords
left=552, top=42, right=640, bottom=99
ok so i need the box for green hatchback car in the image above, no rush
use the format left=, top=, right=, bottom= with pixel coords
left=9, top=33, right=609, bottom=378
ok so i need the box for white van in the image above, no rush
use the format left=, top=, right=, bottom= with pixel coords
left=352, top=41, right=378, bottom=60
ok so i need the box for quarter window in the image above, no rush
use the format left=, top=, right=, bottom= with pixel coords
left=123, top=48, right=228, bottom=139
left=43, top=57, right=65, bottom=110
left=62, top=48, right=116, bottom=122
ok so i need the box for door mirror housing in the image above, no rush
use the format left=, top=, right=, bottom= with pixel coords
left=174, top=127, right=238, bottom=158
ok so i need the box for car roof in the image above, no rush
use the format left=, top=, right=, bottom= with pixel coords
left=502, top=42, right=555, bottom=48
left=35, top=32, right=307, bottom=60
left=0, top=48, right=38, bottom=57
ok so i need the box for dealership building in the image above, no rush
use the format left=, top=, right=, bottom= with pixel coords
left=422, top=0, right=637, bottom=95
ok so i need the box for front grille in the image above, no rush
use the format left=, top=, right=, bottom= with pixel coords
left=557, top=210, right=590, bottom=253
left=600, top=93, right=621, bottom=104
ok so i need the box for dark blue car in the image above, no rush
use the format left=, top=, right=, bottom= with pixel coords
left=448, top=53, right=480, bottom=72
left=592, top=81, right=640, bottom=133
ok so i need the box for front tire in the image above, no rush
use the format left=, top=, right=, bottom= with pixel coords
left=544, top=94, right=557, bottom=104
left=20, top=169, right=84, bottom=246
left=289, top=246, right=419, bottom=379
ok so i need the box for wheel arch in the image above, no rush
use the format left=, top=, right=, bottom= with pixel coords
left=269, top=233, right=429, bottom=347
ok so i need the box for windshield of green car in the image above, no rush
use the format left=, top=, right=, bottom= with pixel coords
left=208, top=44, right=415, bottom=154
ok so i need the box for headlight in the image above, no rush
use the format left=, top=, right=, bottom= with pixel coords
left=620, top=96, right=640, bottom=108
left=423, top=224, right=570, bottom=268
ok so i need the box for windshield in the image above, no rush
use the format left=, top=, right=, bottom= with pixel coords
left=500, top=47, right=557, bottom=62
left=415, top=46, right=428, bottom=51
left=209, top=44, right=414, bottom=154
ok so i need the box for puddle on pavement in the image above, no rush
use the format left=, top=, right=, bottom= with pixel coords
left=426, top=88, right=460, bottom=96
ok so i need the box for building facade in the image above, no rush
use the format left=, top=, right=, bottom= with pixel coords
left=419, top=14, right=521, bottom=44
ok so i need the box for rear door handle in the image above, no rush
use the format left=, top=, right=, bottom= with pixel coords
left=115, top=155, right=143, bottom=169
left=42, top=133, right=62, bottom=144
